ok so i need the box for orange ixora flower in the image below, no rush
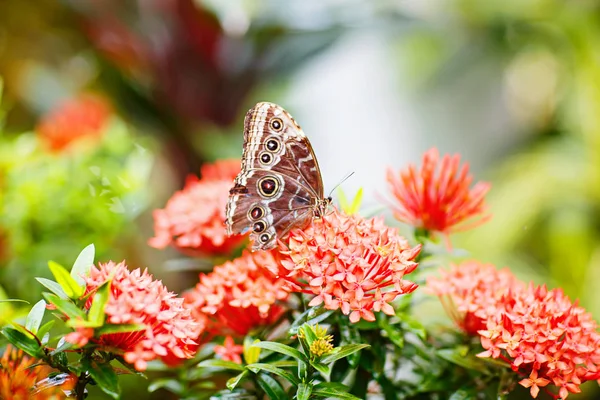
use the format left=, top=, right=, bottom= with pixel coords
left=36, top=95, right=111, bottom=152
left=214, top=336, right=244, bottom=364
left=386, top=148, right=490, bottom=237
left=185, top=250, right=289, bottom=336
left=65, top=261, right=201, bottom=371
left=478, top=284, right=600, bottom=399
left=149, top=159, right=245, bottom=256
left=0, top=345, right=74, bottom=399
left=426, top=261, right=524, bottom=335
left=279, top=209, right=421, bottom=324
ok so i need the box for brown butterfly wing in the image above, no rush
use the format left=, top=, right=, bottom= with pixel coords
left=226, top=102, right=325, bottom=250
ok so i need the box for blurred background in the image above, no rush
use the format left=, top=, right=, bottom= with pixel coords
left=0, top=0, right=598, bottom=398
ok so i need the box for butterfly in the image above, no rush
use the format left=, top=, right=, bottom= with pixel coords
left=225, top=102, right=331, bottom=251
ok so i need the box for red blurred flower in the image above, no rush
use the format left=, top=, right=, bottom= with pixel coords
left=426, top=261, right=524, bottom=335
left=0, top=345, right=74, bottom=399
left=279, top=209, right=421, bottom=323
left=65, top=261, right=201, bottom=371
left=149, top=159, right=245, bottom=256
left=478, top=284, right=600, bottom=399
left=214, top=336, right=244, bottom=364
left=386, top=148, right=491, bottom=237
left=36, top=95, right=111, bottom=152
left=185, top=250, right=289, bottom=336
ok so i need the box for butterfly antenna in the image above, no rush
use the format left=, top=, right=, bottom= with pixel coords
left=327, top=172, right=355, bottom=198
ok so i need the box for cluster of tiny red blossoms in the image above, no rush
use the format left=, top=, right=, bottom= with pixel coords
left=213, top=336, right=244, bottom=364
left=149, top=159, right=246, bottom=256
left=279, top=209, right=421, bottom=323
left=0, top=345, right=74, bottom=399
left=428, top=262, right=600, bottom=399
left=65, top=261, right=201, bottom=371
left=386, top=147, right=490, bottom=237
left=426, top=261, right=524, bottom=335
left=184, top=250, right=289, bottom=336
left=36, top=95, right=111, bottom=153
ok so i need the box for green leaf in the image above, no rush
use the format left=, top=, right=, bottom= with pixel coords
left=379, top=316, right=404, bottom=349
left=71, top=244, right=95, bottom=286
left=313, top=382, right=361, bottom=400
left=48, top=261, right=84, bottom=299
left=0, top=299, right=28, bottom=303
left=43, top=293, right=86, bottom=320
left=339, top=321, right=362, bottom=368
left=256, top=373, right=287, bottom=400
left=310, top=360, right=330, bottom=377
left=243, top=336, right=260, bottom=365
left=252, top=341, right=308, bottom=364
left=320, top=344, right=370, bottom=364
left=1, top=327, right=43, bottom=357
left=148, top=378, right=185, bottom=394
left=297, top=382, right=312, bottom=400
left=246, top=363, right=299, bottom=386
left=86, top=360, right=120, bottom=399
left=25, top=300, right=46, bottom=334
left=36, top=278, right=68, bottom=299
left=88, top=281, right=110, bottom=326
left=37, top=321, right=55, bottom=344
left=449, top=389, right=473, bottom=400
left=197, top=359, right=245, bottom=371
left=289, top=307, right=334, bottom=336
left=226, top=370, right=249, bottom=390
left=437, top=348, right=490, bottom=371
left=400, top=313, right=427, bottom=340
left=96, top=323, right=145, bottom=336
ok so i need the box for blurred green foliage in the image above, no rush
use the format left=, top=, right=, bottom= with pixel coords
left=0, top=118, right=153, bottom=303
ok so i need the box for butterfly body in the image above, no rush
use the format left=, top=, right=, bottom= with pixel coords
left=226, top=102, right=329, bottom=251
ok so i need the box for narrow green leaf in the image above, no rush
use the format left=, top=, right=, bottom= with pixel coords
left=96, top=323, right=145, bottom=336
left=1, top=327, right=43, bottom=357
left=226, top=370, right=249, bottom=390
left=71, top=244, right=95, bottom=286
left=313, top=382, right=361, bottom=399
left=48, top=261, right=84, bottom=299
left=43, top=293, right=86, bottom=320
left=256, top=373, right=287, bottom=400
left=310, top=360, right=330, bottom=377
left=246, top=363, right=299, bottom=386
left=297, top=382, right=312, bottom=400
left=337, top=188, right=349, bottom=214
left=243, top=336, right=260, bottom=365
left=349, top=188, right=363, bottom=214
left=252, top=341, right=308, bottom=364
left=37, top=321, right=55, bottom=344
left=36, top=278, right=68, bottom=299
left=87, top=361, right=120, bottom=399
left=437, top=348, right=490, bottom=371
left=0, top=299, right=28, bottom=303
left=25, top=300, right=46, bottom=334
left=321, top=344, right=370, bottom=364
left=88, top=281, right=110, bottom=326
left=400, top=314, right=427, bottom=340
left=379, top=316, right=404, bottom=349
left=197, top=359, right=245, bottom=371
left=148, top=378, right=185, bottom=394
left=289, top=308, right=334, bottom=336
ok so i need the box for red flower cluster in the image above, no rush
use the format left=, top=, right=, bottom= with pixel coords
left=428, top=262, right=600, bottom=399
left=0, top=345, right=74, bottom=399
left=426, top=261, right=524, bottom=335
left=65, top=261, right=201, bottom=371
left=184, top=250, right=289, bottom=336
left=36, top=95, right=111, bottom=152
left=386, top=148, right=490, bottom=237
left=479, top=285, right=600, bottom=399
left=214, top=336, right=244, bottom=364
left=149, top=159, right=245, bottom=256
left=279, top=209, right=421, bottom=323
